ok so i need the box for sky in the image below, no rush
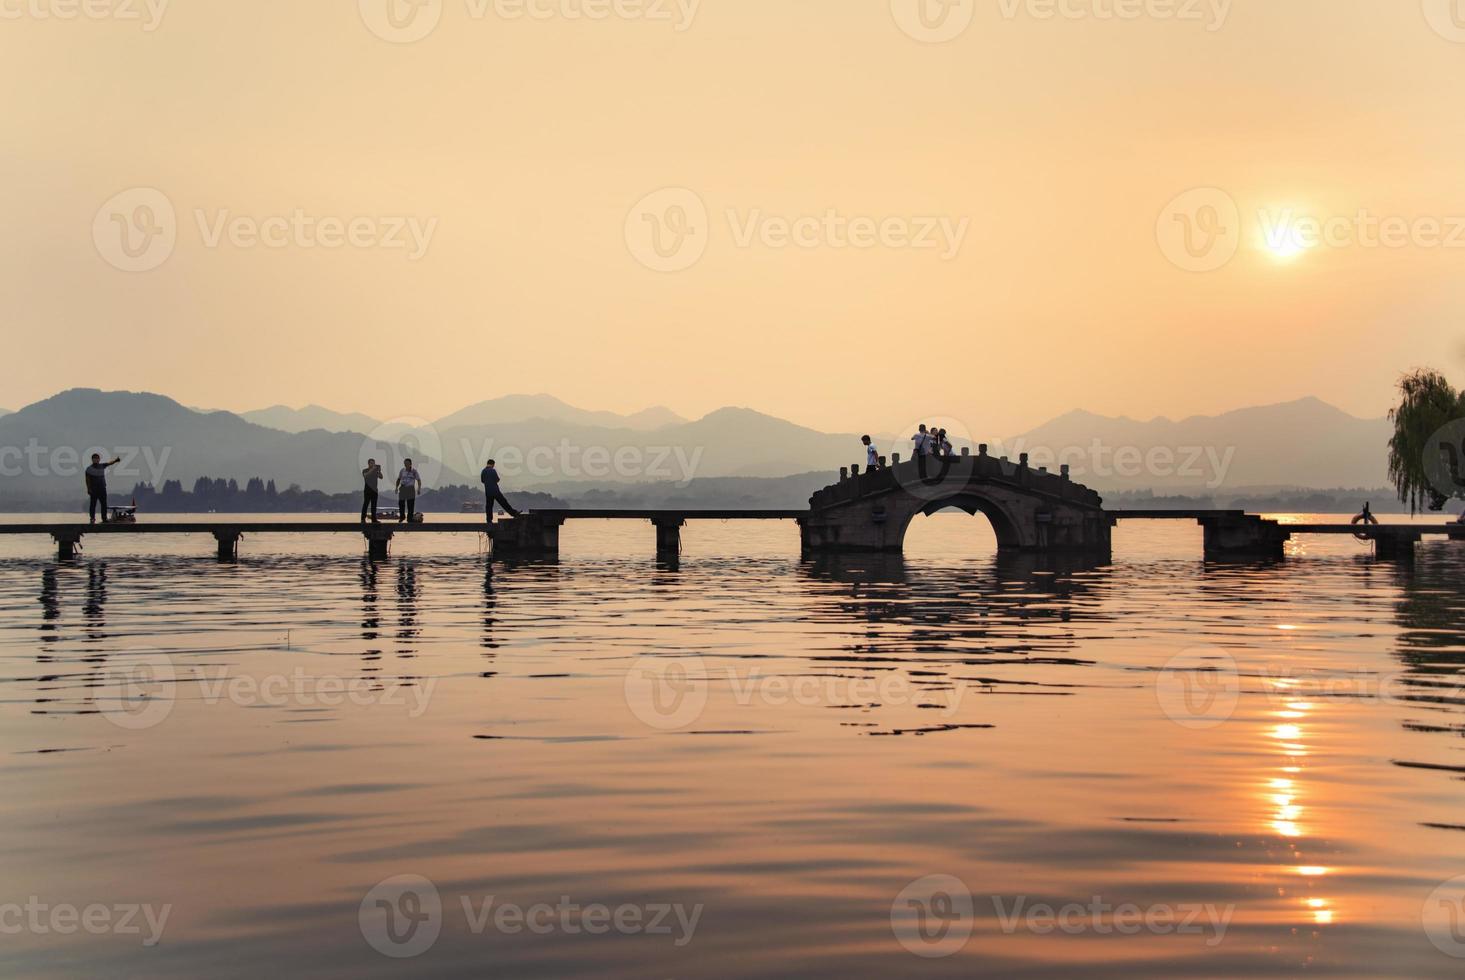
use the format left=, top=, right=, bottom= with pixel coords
left=3, top=0, right=1464, bottom=436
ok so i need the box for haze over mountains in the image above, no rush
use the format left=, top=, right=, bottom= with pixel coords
left=240, top=395, right=688, bottom=436
left=0, top=388, right=1392, bottom=508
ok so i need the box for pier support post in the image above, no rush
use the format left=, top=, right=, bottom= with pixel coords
left=652, top=518, right=684, bottom=559
left=52, top=532, right=82, bottom=561
left=364, top=527, right=394, bottom=561
left=1200, top=516, right=1290, bottom=559
left=1374, top=532, right=1418, bottom=562
left=213, top=531, right=242, bottom=561
left=489, top=514, right=564, bottom=559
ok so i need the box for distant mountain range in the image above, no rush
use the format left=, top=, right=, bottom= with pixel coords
left=0, top=390, right=472, bottom=509
left=993, top=397, right=1392, bottom=490
left=234, top=395, right=686, bottom=436
left=0, top=389, right=1394, bottom=508
left=239, top=404, right=383, bottom=435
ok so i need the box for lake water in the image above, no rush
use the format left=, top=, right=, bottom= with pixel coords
left=0, top=513, right=1463, bottom=978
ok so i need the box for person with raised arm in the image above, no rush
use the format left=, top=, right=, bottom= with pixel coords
left=84, top=453, right=121, bottom=524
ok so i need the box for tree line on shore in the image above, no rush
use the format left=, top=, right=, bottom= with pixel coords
left=115, top=477, right=563, bottom=514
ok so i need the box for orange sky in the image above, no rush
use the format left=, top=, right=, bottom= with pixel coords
left=3, top=0, right=1463, bottom=434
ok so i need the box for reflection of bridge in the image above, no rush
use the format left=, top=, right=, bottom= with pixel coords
left=3, top=448, right=1462, bottom=561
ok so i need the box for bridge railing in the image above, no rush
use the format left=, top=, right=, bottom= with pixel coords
left=811, top=445, right=1104, bottom=510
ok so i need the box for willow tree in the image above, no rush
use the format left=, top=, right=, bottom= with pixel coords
left=1387, top=369, right=1464, bottom=514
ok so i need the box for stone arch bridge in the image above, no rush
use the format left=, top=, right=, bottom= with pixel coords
left=800, top=449, right=1111, bottom=555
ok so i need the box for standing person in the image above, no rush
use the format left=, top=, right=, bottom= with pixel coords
left=84, top=453, right=121, bottom=524
left=395, top=458, right=422, bottom=524
left=361, top=459, right=383, bottom=523
left=939, top=429, right=953, bottom=459
left=862, top=435, right=879, bottom=471
left=480, top=459, right=521, bottom=523
left=911, top=425, right=929, bottom=478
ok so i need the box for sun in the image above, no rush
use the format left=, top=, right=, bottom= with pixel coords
left=1262, top=225, right=1316, bottom=262
left=1256, top=207, right=1319, bottom=263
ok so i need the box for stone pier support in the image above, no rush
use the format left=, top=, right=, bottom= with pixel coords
left=1200, top=515, right=1290, bottom=559
left=490, top=514, right=565, bottom=559
left=652, top=518, right=684, bottom=559
left=52, top=532, right=82, bottom=561
left=364, top=527, right=394, bottom=561
left=1374, top=532, right=1419, bottom=561
left=213, top=531, right=242, bottom=561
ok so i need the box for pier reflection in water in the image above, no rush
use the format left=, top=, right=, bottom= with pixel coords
left=0, top=517, right=1460, bottom=978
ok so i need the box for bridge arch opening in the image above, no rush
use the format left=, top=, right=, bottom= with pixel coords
left=897, top=492, right=1026, bottom=558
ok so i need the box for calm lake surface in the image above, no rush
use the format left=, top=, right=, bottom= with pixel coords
left=1, top=513, right=1463, bottom=977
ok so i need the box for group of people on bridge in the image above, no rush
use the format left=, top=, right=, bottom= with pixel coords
left=78, top=448, right=524, bottom=526
left=858, top=425, right=956, bottom=475
left=358, top=458, right=522, bottom=524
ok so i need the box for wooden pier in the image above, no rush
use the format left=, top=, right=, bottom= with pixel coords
left=0, top=500, right=1458, bottom=562
left=0, top=510, right=806, bottom=561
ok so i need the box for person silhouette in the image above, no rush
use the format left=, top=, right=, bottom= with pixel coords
left=361, top=458, right=383, bottom=523
left=480, top=459, right=521, bottom=523
left=395, top=458, right=422, bottom=523
left=84, top=453, right=121, bottom=524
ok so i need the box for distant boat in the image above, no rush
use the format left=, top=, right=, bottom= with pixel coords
left=375, top=507, right=425, bottom=524
left=108, top=503, right=138, bottom=524
left=460, top=501, right=480, bottom=514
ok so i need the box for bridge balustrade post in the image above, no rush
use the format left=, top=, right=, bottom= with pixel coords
left=1061, top=464, right=1070, bottom=480
left=978, top=444, right=988, bottom=456
left=891, top=453, right=900, bottom=465
left=840, top=467, right=848, bottom=481
left=961, top=446, right=969, bottom=457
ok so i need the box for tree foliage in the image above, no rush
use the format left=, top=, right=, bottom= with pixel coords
left=1387, top=369, right=1465, bottom=514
